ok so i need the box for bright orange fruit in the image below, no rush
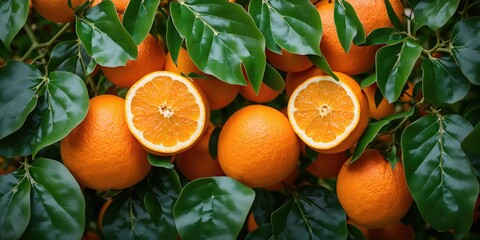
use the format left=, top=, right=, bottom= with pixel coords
left=363, top=83, right=395, bottom=120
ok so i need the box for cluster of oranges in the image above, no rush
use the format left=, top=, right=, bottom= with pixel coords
left=21, top=0, right=419, bottom=238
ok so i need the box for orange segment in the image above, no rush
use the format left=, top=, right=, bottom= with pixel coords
left=125, top=71, right=209, bottom=155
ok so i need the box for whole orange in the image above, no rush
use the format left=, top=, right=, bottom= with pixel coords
left=164, top=48, right=239, bottom=110
left=60, top=95, right=151, bottom=191
left=315, top=0, right=404, bottom=75
left=306, top=151, right=347, bottom=179
left=336, top=149, right=412, bottom=228
left=363, top=83, right=395, bottom=120
left=31, top=0, right=101, bottom=23
left=264, top=167, right=299, bottom=191
left=175, top=124, right=225, bottom=180
left=239, top=81, right=280, bottom=103
left=266, top=49, right=313, bottom=73
left=101, top=34, right=166, bottom=88
left=217, top=105, right=299, bottom=188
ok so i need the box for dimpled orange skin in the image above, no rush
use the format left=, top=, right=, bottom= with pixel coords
left=101, top=35, right=166, bottom=88
left=31, top=0, right=101, bottom=23
left=363, top=83, right=395, bottom=120
left=218, top=105, right=300, bottom=188
left=60, top=95, right=151, bottom=191
left=315, top=0, right=404, bottom=75
left=111, top=0, right=130, bottom=13
left=336, top=149, right=413, bottom=229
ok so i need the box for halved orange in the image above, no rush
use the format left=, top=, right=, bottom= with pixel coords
left=125, top=71, right=209, bottom=156
left=287, top=72, right=369, bottom=153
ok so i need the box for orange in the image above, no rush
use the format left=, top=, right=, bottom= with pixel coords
left=111, top=0, right=130, bottom=13
left=285, top=66, right=324, bottom=97
left=31, top=0, right=101, bottom=23
left=0, top=156, right=17, bottom=175
left=247, top=212, right=259, bottom=233
left=363, top=83, right=395, bottom=120
left=287, top=72, right=369, bottom=153
left=164, top=48, right=239, bottom=110
left=266, top=49, right=313, bottom=73
left=98, top=198, right=113, bottom=232
left=239, top=81, right=280, bottom=103
left=369, top=221, right=415, bottom=240
left=336, top=149, right=413, bottom=229
left=175, top=124, right=225, bottom=180
left=125, top=71, right=210, bottom=156
left=306, top=151, right=347, bottom=179
left=264, top=167, right=299, bottom=191
left=218, top=105, right=299, bottom=188
left=60, top=95, right=151, bottom=191
left=101, top=35, right=166, bottom=88
left=315, top=0, right=404, bottom=75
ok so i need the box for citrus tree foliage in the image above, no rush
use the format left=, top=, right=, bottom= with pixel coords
left=0, top=0, right=479, bottom=239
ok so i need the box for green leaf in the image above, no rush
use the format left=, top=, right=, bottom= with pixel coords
left=22, top=158, right=85, bottom=239
left=76, top=1, right=138, bottom=67
left=246, top=223, right=273, bottom=240
left=170, top=0, right=265, bottom=92
left=166, top=16, right=183, bottom=65
left=413, top=0, right=460, bottom=31
left=450, top=17, right=480, bottom=85
left=208, top=127, right=221, bottom=160
left=147, top=153, right=174, bottom=169
left=271, top=186, right=347, bottom=239
left=383, top=0, right=403, bottom=30
left=103, top=169, right=182, bottom=240
left=47, top=40, right=96, bottom=79
left=421, top=57, right=470, bottom=107
left=0, top=71, right=89, bottom=158
left=347, top=224, right=367, bottom=240
left=465, top=106, right=480, bottom=126
left=462, top=123, right=480, bottom=154
left=123, top=0, right=161, bottom=45
left=360, top=73, right=376, bottom=89
left=401, top=114, right=478, bottom=239
left=251, top=189, right=275, bottom=226
left=334, top=0, right=365, bottom=53
left=0, top=168, right=31, bottom=240
left=248, top=0, right=281, bottom=53
left=249, top=0, right=322, bottom=55
left=0, top=61, right=42, bottom=140
left=0, top=0, right=29, bottom=49
left=174, top=176, right=255, bottom=240
left=263, top=64, right=285, bottom=92
left=308, top=55, right=337, bottom=80
left=362, top=27, right=406, bottom=46
left=376, top=39, right=422, bottom=103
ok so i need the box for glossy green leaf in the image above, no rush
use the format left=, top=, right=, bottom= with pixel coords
left=208, top=127, right=221, bottom=160
left=360, top=73, right=376, bottom=89
left=0, top=0, right=29, bottom=49
left=22, top=158, right=85, bottom=240
left=174, top=177, right=255, bottom=240
left=465, top=106, right=480, bottom=126
left=123, top=0, right=161, bottom=44
left=0, top=71, right=89, bottom=158
left=413, top=0, right=460, bottom=31
left=271, top=186, right=347, bottom=239
left=401, top=114, right=478, bottom=239
left=248, top=0, right=281, bottom=53
left=103, top=169, right=181, bottom=240
left=147, top=153, right=174, bottom=169
left=462, top=123, right=480, bottom=154
left=166, top=16, right=183, bottom=65
left=376, top=39, right=422, bottom=103
left=245, top=223, right=273, bottom=240
left=334, top=0, right=365, bottom=53
left=308, top=55, right=337, bottom=80
left=0, top=61, right=42, bottom=140
left=421, top=57, right=470, bottom=107
left=47, top=40, right=96, bottom=79
left=76, top=1, right=138, bottom=67
left=384, top=0, right=403, bottom=30
left=263, top=64, right=285, bottom=92
left=362, top=27, right=406, bottom=46
left=251, top=189, right=275, bottom=226
left=347, top=224, right=367, bottom=240
left=170, top=0, right=265, bottom=92
left=249, top=0, right=322, bottom=55
left=351, top=107, right=414, bottom=162
left=451, top=17, right=480, bottom=85
left=0, top=168, right=31, bottom=240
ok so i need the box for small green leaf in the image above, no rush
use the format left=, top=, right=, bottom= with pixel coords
left=263, top=64, right=285, bottom=92
left=208, top=127, right=221, bottom=160
left=360, top=73, right=376, bottom=89
left=250, top=0, right=322, bottom=55
left=308, top=55, right=337, bottom=80
left=401, top=114, right=478, bottom=239
left=174, top=177, right=255, bottom=240
left=421, top=57, right=470, bottom=107
left=245, top=223, right=273, bottom=240
left=384, top=0, right=403, bottom=30
left=147, top=153, right=174, bottom=169
left=0, top=168, right=31, bottom=240
left=251, top=189, right=275, bottom=226
left=347, top=224, right=367, bottom=240
left=22, top=158, right=85, bottom=240
left=334, top=0, right=365, bottom=53
left=0, top=61, right=42, bottom=140
left=248, top=0, right=281, bottom=53
left=462, top=123, right=480, bottom=154
left=0, top=0, right=29, bottom=49
left=362, top=27, right=406, bottom=46
left=48, top=40, right=96, bottom=79
left=450, top=17, right=480, bottom=85
left=271, top=186, right=347, bottom=239
left=413, top=0, right=460, bottom=31
left=170, top=0, right=265, bottom=92
left=76, top=1, right=138, bottom=67
left=465, top=106, right=480, bottom=126
left=166, top=16, right=183, bottom=65
left=123, top=0, right=161, bottom=44
left=376, top=39, right=422, bottom=103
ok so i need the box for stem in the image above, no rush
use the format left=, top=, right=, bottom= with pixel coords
left=24, top=23, right=73, bottom=64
